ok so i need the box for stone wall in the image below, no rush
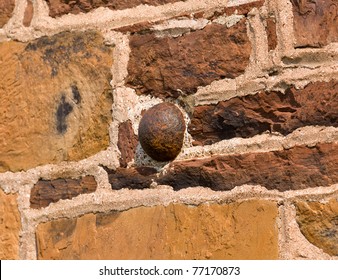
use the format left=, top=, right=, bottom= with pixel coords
left=0, top=0, right=337, bottom=260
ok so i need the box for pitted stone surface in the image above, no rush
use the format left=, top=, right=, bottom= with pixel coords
left=0, top=189, right=21, bottom=260
left=138, top=103, right=185, bottom=161
left=36, top=200, right=278, bottom=259
left=0, top=31, right=113, bottom=172
left=295, top=199, right=338, bottom=256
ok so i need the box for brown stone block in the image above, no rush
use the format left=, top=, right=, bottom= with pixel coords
left=158, top=143, right=338, bottom=191
left=189, top=81, right=338, bottom=145
left=266, top=17, right=277, bottom=51
left=46, top=0, right=186, bottom=18
left=23, top=0, right=34, bottom=27
left=118, top=120, right=138, bottom=168
left=30, top=176, right=97, bottom=209
left=291, top=0, right=338, bottom=47
left=107, top=167, right=157, bottom=190
left=36, top=200, right=278, bottom=259
left=0, top=0, right=15, bottom=27
left=0, top=189, right=21, bottom=260
left=127, top=21, right=251, bottom=98
left=0, top=31, right=113, bottom=172
left=295, top=199, right=338, bottom=256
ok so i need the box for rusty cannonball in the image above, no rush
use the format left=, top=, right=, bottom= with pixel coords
left=138, top=102, right=185, bottom=161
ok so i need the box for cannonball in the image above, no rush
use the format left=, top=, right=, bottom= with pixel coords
left=138, top=102, right=185, bottom=161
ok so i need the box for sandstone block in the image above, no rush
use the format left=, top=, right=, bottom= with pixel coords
left=292, top=0, right=338, bottom=47
left=127, top=21, right=251, bottom=98
left=107, top=143, right=338, bottom=192
left=0, top=0, right=15, bottom=27
left=118, top=121, right=138, bottom=168
left=30, top=176, right=97, bottom=209
left=107, top=167, right=157, bottom=190
left=158, top=143, right=338, bottom=191
left=0, top=31, right=113, bottom=172
left=0, top=189, right=21, bottom=260
left=189, top=81, right=338, bottom=145
left=266, top=17, right=277, bottom=51
left=36, top=200, right=278, bottom=259
left=46, top=0, right=185, bottom=18
left=295, top=199, right=338, bottom=256
left=23, top=0, right=34, bottom=27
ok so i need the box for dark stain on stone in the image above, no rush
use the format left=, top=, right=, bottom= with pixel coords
left=96, top=211, right=121, bottom=227
left=71, top=85, right=81, bottom=104
left=24, top=31, right=105, bottom=77
left=56, top=95, right=73, bottom=134
left=49, top=218, right=77, bottom=244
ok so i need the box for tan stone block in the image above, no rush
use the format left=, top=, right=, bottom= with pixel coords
left=0, top=189, right=21, bottom=260
left=0, top=31, right=113, bottom=172
left=36, top=200, right=278, bottom=259
left=295, top=199, right=338, bottom=256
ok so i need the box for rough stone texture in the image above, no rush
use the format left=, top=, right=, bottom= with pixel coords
left=189, top=81, right=338, bottom=145
left=118, top=121, right=138, bottom=167
left=138, top=103, right=185, bottom=161
left=266, top=17, right=277, bottom=51
left=127, top=21, right=251, bottom=98
left=0, top=0, right=15, bottom=28
left=106, top=143, right=338, bottom=192
left=36, top=200, right=278, bottom=259
left=291, top=0, right=338, bottom=47
left=30, top=176, right=97, bottom=209
left=158, top=143, right=338, bottom=191
left=46, top=0, right=186, bottom=18
left=23, top=0, right=34, bottom=27
left=107, top=167, right=157, bottom=190
left=0, top=189, right=21, bottom=260
left=295, top=199, right=338, bottom=256
left=0, top=31, right=113, bottom=172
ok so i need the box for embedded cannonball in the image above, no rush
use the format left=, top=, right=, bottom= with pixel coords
left=138, top=103, right=185, bottom=161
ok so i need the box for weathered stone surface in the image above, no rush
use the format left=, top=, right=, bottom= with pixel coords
left=0, top=31, right=113, bottom=172
left=139, top=103, right=185, bottom=161
left=295, top=199, right=338, bottom=256
left=30, top=176, right=97, bottom=209
left=0, top=0, right=15, bottom=27
left=189, top=81, right=338, bottom=145
left=291, top=0, right=338, bottom=47
left=46, top=0, right=185, bottom=18
left=158, top=143, right=338, bottom=191
left=118, top=121, right=138, bottom=167
left=36, top=200, right=278, bottom=259
left=107, top=167, right=157, bottom=190
left=0, top=189, right=21, bottom=260
left=127, top=21, right=251, bottom=98
left=23, top=0, right=34, bottom=27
